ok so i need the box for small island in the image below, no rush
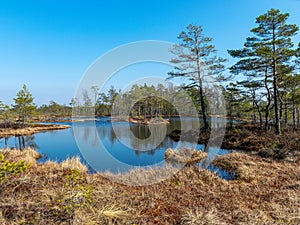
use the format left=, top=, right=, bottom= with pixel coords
left=0, top=123, right=70, bottom=138
left=130, top=117, right=170, bottom=125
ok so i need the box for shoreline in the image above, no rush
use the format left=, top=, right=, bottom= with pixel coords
left=0, top=148, right=298, bottom=224
left=169, top=123, right=300, bottom=161
left=0, top=124, right=71, bottom=138
left=35, top=115, right=243, bottom=123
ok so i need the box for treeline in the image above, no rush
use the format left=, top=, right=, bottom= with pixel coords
left=38, top=101, right=72, bottom=117
left=72, top=84, right=183, bottom=118
left=73, top=83, right=224, bottom=119
left=76, top=8, right=300, bottom=134
left=0, top=84, right=72, bottom=128
left=1, top=8, right=299, bottom=135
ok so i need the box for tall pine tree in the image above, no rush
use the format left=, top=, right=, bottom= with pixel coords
left=229, top=9, right=299, bottom=134
left=168, top=24, right=226, bottom=130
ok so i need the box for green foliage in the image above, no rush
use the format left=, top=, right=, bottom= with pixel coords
left=233, top=128, right=241, bottom=134
left=270, top=142, right=279, bottom=149
left=228, top=8, right=300, bottom=133
left=224, top=83, right=249, bottom=118
left=12, top=84, right=36, bottom=126
left=177, top=180, right=184, bottom=187
left=168, top=24, right=227, bottom=130
left=37, top=100, right=72, bottom=116
left=0, top=101, right=11, bottom=127
left=58, top=169, right=93, bottom=221
left=106, top=83, right=186, bottom=118
left=0, top=153, right=29, bottom=183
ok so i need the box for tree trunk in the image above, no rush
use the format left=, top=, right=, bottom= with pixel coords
left=22, top=114, right=25, bottom=128
left=259, top=110, right=263, bottom=130
left=273, top=72, right=281, bottom=134
left=252, top=101, right=257, bottom=123
left=138, top=103, right=141, bottom=120
left=18, top=111, right=21, bottom=128
left=195, top=37, right=209, bottom=130
left=264, top=66, right=271, bottom=131
left=279, top=96, right=283, bottom=122
left=198, top=84, right=209, bottom=130
left=297, top=108, right=300, bottom=125
left=254, top=100, right=263, bottom=130
left=284, top=102, right=288, bottom=127
left=292, top=101, right=296, bottom=130
left=272, top=25, right=281, bottom=135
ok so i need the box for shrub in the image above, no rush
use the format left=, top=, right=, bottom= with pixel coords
left=58, top=169, right=93, bottom=223
left=0, top=153, right=29, bottom=184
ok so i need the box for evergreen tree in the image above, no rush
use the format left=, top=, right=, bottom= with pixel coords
left=12, top=84, right=36, bottom=127
left=0, top=101, right=10, bottom=130
left=168, top=24, right=227, bottom=130
left=251, top=9, right=298, bottom=134
left=229, top=9, right=299, bottom=134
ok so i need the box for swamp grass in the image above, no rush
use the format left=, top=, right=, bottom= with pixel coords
left=0, top=147, right=299, bottom=224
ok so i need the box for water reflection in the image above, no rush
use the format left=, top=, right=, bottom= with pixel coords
left=1, top=135, right=38, bottom=150
left=0, top=117, right=234, bottom=174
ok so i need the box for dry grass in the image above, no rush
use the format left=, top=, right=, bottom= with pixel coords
left=0, top=148, right=299, bottom=224
left=172, top=123, right=300, bottom=161
left=212, top=153, right=300, bottom=224
left=84, top=204, right=132, bottom=224
left=104, top=165, right=181, bottom=186
left=0, top=124, right=71, bottom=138
left=0, top=147, right=42, bottom=164
left=165, top=147, right=207, bottom=164
left=181, top=208, right=226, bottom=225
left=61, top=156, right=88, bottom=173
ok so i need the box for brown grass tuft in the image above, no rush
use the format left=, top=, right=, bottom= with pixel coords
left=104, top=165, right=180, bottom=186
left=165, top=147, right=207, bottom=164
left=61, top=156, right=88, bottom=173
left=181, top=208, right=226, bottom=225
left=0, top=147, right=42, bottom=164
left=0, top=148, right=299, bottom=224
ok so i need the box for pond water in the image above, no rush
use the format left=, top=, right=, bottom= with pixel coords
left=0, top=117, right=235, bottom=180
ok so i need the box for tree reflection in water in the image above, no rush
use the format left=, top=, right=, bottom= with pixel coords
left=3, top=135, right=39, bottom=150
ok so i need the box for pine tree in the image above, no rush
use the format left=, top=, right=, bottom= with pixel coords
left=12, top=84, right=36, bottom=128
left=229, top=9, right=299, bottom=134
left=168, top=24, right=226, bottom=130
left=251, top=9, right=298, bottom=134
left=0, top=101, right=10, bottom=130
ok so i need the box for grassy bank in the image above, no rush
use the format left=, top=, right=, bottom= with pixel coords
left=0, top=124, right=71, bottom=138
left=171, top=123, right=300, bottom=161
left=0, top=148, right=299, bottom=224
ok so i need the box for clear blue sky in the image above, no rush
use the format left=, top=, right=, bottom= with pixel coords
left=0, top=0, right=299, bottom=106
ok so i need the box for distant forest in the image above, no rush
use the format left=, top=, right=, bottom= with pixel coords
left=1, top=9, right=299, bottom=134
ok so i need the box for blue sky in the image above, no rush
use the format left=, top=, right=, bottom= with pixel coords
left=0, top=0, right=299, bottom=106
